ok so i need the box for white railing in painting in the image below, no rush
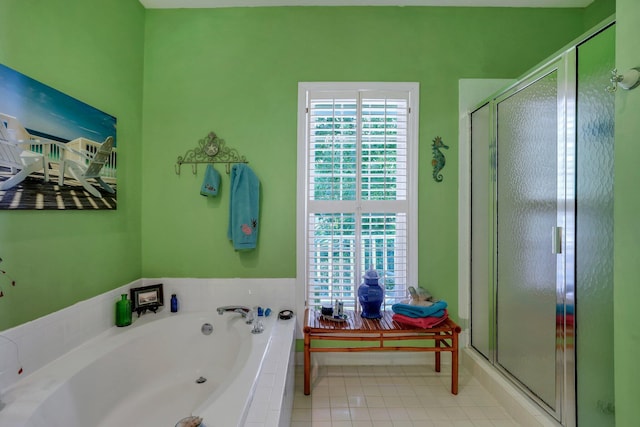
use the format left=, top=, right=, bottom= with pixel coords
left=27, top=137, right=117, bottom=184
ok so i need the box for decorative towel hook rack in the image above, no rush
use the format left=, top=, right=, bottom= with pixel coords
left=175, top=131, right=248, bottom=175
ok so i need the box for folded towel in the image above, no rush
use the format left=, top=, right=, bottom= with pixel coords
left=227, top=164, right=260, bottom=250
left=392, top=310, right=448, bottom=329
left=200, top=164, right=221, bottom=197
left=391, top=300, right=447, bottom=318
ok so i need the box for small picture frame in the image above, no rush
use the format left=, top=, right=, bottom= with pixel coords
left=130, top=283, right=164, bottom=317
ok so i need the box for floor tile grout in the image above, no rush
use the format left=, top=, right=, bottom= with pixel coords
left=291, top=365, right=522, bottom=427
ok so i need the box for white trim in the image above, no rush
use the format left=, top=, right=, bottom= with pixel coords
left=298, top=81, right=420, bottom=93
left=406, top=83, right=420, bottom=297
left=141, top=0, right=594, bottom=9
left=297, top=82, right=419, bottom=325
left=296, top=83, right=308, bottom=338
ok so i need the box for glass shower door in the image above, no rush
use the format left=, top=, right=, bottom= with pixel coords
left=468, top=22, right=615, bottom=427
left=495, top=67, right=563, bottom=415
left=470, top=103, right=493, bottom=360
left=575, top=24, right=615, bottom=427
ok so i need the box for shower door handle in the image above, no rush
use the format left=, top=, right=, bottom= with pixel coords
left=552, top=226, right=562, bottom=254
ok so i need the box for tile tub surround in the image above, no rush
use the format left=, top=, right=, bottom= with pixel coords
left=0, top=281, right=139, bottom=394
left=244, top=315, right=297, bottom=427
left=1, top=312, right=295, bottom=427
left=0, top=278, right=295, bottom=394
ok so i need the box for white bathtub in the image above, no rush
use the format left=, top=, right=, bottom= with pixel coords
left=0, top=311, right=295, bottom=427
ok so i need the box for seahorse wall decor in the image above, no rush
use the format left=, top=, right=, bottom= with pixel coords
left=431, top=136, right=449, bottom=182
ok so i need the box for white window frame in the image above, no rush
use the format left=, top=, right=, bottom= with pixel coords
left=296, top=82, right=420, bottom=319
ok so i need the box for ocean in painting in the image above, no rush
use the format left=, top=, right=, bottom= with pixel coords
left=0, top=63, right=116, bottom=146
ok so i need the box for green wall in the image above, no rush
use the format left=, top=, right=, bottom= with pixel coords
left=0, top=0, right=631, bottom=422
left=141, top=6, right=592, bottom=321
left=0, top=0, right=616, bottom=359
left=0, top=0, right=145, bottom=330
left=584, top=0, right=615, bottom=30
left=614, top=0, right=639, bottom=424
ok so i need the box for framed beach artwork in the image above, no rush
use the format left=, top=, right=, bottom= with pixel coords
left=0, top=63, right=117, bottom=210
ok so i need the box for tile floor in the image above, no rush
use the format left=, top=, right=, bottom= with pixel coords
left=291, top=364, right=521, bottom=427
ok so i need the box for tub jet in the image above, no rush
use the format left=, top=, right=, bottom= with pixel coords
left=201, top=323, right=213, bottom=335
left=195, top=376, right=207, bottom=384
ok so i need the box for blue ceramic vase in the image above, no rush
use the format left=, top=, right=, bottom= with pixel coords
left=358, top=266, right=384, bottom=319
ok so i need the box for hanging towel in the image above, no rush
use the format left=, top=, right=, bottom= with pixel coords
left=200, top=164, right=221, bottom=197
left=392, top=310, right=449, bottom=329
left=391, top=300, right=448, bottom=318
left=227, top=163, right=260, bottom=250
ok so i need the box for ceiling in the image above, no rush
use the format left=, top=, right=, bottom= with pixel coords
left=140, top=0, right=594, bottom=9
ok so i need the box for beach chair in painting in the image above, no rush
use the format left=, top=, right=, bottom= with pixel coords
left=56, top=136, right=115, bottom=198
left=0, top=113, right=40, bottom=148
left=0, top=121, right=48, bottom=191
left=0, top=113, right=50, bottom=181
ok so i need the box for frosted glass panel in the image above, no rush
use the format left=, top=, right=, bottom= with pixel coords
left=576, top=25, right=615, bottom=427
left=471, top=103, right=492, bottom=360
left=496, top=71, right=558, bottom=409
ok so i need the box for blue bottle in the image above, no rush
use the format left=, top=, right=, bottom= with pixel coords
left=170, top=294, right=179, bottom=313
left=358, top=266, right=384, bottom=319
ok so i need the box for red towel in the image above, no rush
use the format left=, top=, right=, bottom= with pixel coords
left=392, top=310, right=448, bottom=329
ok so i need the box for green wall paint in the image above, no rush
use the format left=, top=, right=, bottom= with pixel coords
left=614, top=0, right=639, bottom=425
left=584, top=0, right=616, bottom=30
left=0, top=0, right=145, bottom=330
left=0, top=4, right=619, bottom=405
left=141, top=6, right=591, bottom=322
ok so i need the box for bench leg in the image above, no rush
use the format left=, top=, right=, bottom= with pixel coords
left=435, top=334, right=441, bottom=373
left=304, top=333, right=311, bottom=395
left=452, top=332, right=459, bottom=395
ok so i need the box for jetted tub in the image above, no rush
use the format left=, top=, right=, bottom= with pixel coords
left=0, top=311, right=295, bottom=427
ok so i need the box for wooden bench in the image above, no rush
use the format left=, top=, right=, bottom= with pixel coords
left=303, top=308, right=461, bottom=396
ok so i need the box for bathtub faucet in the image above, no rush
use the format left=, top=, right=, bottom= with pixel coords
left=216, top=306, right=254, bottom=324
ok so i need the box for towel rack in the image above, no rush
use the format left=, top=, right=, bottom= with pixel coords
left=175, top=131, right=248, bottom=175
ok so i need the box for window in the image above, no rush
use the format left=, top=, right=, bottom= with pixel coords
left=297, top=83, right=419, bottom=312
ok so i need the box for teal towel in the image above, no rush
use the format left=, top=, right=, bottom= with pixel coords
left=200, top=164, right=221, bottom=197
left=391, top=300, right=448, bottom=318
left=227, top=164, right=260, bottom=250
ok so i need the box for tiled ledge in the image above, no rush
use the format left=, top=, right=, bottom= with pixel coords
left=0, top=278, right=296, bottom=394
left=244, top=316, right=296, bottom=427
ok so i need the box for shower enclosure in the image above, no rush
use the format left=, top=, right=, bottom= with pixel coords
left=469, top=21, right=615, bottom=427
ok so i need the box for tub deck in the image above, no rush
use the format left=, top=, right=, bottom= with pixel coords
left=0, top=312, right=295, bottom=427
left=303, top=308, right=461, bottom=395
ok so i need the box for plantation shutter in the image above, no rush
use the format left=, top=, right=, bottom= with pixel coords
left=305, top=89, right=412, bottom=311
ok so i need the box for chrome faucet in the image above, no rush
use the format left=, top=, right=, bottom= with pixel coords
left=216, top=305, right=254, bottom=324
